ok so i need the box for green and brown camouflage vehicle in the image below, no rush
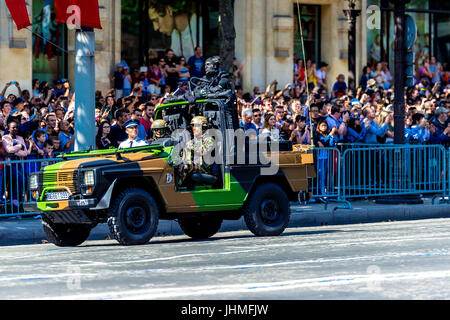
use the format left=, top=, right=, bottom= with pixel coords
left=26, top=98, right=316, bottom=246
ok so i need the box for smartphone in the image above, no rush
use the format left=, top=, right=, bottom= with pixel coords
left=10, top=82, right=16, bottom=85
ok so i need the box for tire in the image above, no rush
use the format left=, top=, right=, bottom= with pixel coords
left=178, top=216, right=223, bottom=239
left=243, top=183, right=290, bottom=236
left=107, top=188, right=159, bottom=245
left=42, top=215, right=92, bottom=247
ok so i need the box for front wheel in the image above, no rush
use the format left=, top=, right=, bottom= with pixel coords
left=243, top=183, right=290, bottom=236
left=42, top=215, right=92, bottom=247
left=178, top=216, right=223, bottom=239
left=107, top=188, right=159, bottom=245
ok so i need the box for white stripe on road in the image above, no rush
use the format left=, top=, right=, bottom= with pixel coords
left=33, top=269, right=450, bottom=300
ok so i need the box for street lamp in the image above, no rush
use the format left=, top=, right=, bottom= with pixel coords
left=343, top=0, right=361, bottom=92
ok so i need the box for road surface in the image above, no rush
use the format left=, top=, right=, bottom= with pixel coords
left=1, top=218, right=450, bottom=300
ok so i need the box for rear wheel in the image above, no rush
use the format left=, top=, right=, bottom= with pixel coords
left=178, top=216, right=223, bottom=239
left=42, top=215, right=92, bottom=247
left=107, top=188, right=159, bottom=245
left=243, top=183, right=290, bottom=236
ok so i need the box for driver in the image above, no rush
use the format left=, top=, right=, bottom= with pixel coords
left=151, top=119, right=169, bottom=139
left=149, top=119, right=173, bottom=146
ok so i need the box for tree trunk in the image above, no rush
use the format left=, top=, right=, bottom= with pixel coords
left=219, top=0, right=235, bottom=76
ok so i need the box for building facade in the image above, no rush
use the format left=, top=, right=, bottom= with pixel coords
left=0, top=0, right=121, bottom=96
left=0, top=0, right=448, bottom=97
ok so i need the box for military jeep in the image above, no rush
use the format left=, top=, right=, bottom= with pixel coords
left=26, top=98, right=315, bottom=246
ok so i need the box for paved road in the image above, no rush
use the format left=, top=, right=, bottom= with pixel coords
left=1, top=218, right=450, bottom=300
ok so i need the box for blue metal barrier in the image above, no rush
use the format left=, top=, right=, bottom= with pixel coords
left=0, top=158, right=63, bottom=218
left=0, top=144, right=449, bottom=218
left=340, top=144, right=447, bottom=200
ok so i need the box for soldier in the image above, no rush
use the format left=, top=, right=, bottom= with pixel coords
left=149, top=119, right=173, bottom=147
left=178, top=116, right=216, bottom=186
left=151, top=119, right=169, bottom=140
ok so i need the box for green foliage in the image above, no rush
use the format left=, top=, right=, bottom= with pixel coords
left=122, top=0, right=140, bottom=35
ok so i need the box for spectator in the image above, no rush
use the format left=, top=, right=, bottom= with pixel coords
left=240, top=108, right=258, bottom=134
left=130, top=108, right=148, bottom=140
left=164, top=49, right=179, bottom=93
left=31, top=129, right=47, bottom=157
left=325, top=105, right=348, bottom=142
left=2, top=121, right=27, bottom=208
left=332, top=74, right=348, bottom=98
left=96, top=120, right=113, bottom=150
left=32, top=79, right=41, bottom=98
left=362, top=107, right=391, bottom=144
left=110, top=63, right=124, bottom=99
left=419, top=58, right=433, bottom=86
left=429, top=56, right=443, bottom=86
left=261, top=112, right=279, bottom=141
left=430, top=107, right=450, bottom=145
left=50, top=136, right=61, bottom=153
left=252, top=108, right=263, bottom=131
left=306, top=60, right=318, bottom=91
left=178, top=56, right=190, bottom=84
left=148, top=59, right=164, bottom=95
left=294, top=59, right=306, bottom=85
left=140, top=102, right=155, bottom=138
left=382, top=62, right=392, bottom=90
left=316, top=62, right=328, bottom=92
left=123, top=66, right=133, bottom=97
left=345, top=113, right=367, bottom=143
left=110, top=108, right=130, bottom=147
left=43, top=140, right=54, bottom=159
left=360, top=66, right=371, bottom=91
left=291, top=115, right=311, bottom=145
left=233, top=58, right=244, bottom=87
left=187, top=46, right=205, bottom=78
left=58, top=120, right=75, bottom=153
left=371, top=62, right=386, bottom=88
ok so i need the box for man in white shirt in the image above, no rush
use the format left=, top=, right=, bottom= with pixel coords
left=118, top=120, right=149, bottom=149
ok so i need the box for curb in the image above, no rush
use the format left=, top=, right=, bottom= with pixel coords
left=0, top=203, right=450, bottom=246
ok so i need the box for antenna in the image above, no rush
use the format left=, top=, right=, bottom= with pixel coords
left=295, top=0, right=315, bottom=147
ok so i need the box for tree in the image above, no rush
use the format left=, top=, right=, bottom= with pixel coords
left=218, top=0, right=235, bottom=76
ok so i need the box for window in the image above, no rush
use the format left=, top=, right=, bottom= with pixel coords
left=32, top=0, right=67, bottom=83
left=294, top=5, right=321, bottom=65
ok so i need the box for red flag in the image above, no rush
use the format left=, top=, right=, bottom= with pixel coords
left=55, top=0, right=102, bottom=29
left=5, top=0, right=31, bottom=30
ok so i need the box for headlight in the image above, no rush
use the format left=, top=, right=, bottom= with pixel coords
left=29, top=174, right=38, bottom=191
left=83, top=171, right=95, bottom=186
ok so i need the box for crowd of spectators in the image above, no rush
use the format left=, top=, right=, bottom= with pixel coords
left=0, top=47, right=449, bottom=212
left=0, top=51, right=449, bottom=165
left=238, top=56, right=450, bottom=148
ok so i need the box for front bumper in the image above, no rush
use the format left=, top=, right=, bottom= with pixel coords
left=24, top=198, right=97, bottom=212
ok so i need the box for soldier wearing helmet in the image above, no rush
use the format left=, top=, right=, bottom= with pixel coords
left=149, top=119, right=173, bottom=147
left=151, top=119, right=169, bottom=140
left=178, top=115, right=216, bottom=185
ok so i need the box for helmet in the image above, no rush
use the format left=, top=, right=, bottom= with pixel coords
left=191, top=116, right=208, bottom=126
left=152, top=119, right=168, bottom=139
left=151, top=119, right=167, bottom=130
left=205, top=56, right=221, bottom=76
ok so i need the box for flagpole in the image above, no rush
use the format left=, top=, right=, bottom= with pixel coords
left=74, top=27, right=96, bottom=151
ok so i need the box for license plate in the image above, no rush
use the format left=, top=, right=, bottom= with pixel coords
left=46, top=191, right=70, bottom=201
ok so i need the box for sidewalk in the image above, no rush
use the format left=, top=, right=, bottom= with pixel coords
left=1, top=198, right=450, bottom=246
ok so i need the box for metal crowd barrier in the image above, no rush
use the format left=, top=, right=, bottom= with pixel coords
left=308, top=144, right=449, bottom=209
left=0, top=158, right=63, bottom=218
left=1, top=144, right=449, bottom=218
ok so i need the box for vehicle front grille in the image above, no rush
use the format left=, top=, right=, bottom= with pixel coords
left=42, top=170, right=80, bottom=195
